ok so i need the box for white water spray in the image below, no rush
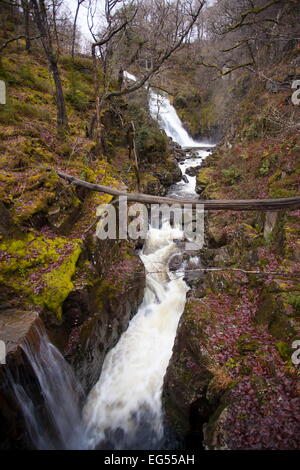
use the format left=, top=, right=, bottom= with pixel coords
left=149, top=90, right=199, bottom=148
left=124, top=71, right=212, bottom=195
left=83, top=224, right=188, bottom=449
left=10, top=71, right=211, bottom=451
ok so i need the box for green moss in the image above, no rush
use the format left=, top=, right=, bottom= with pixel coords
left=269, top=314, right=295, bottom=340
left=225, top=357, right=240, bottom=369
left=269, top=173, right=300, bottom=198
left=32, top=244, right=81, bottom=319
left=284, top=294, right=300, bottom=316
left=275, top=341, right=292, bottom=362
left=0, top=97, right=51, bottom=125
left=221, top=167, right=241, bottom=185
left=12, top=189, right=56, bottom=222
left=65, top=68, right=92, bottom=111
left=18, top=65, right=52, bottom=94
left=0, top=234, right=82, bottom=320
left=237, top=334, right=259, bottom=355
left=196, top=167, right=215, bottom=193
left=255, top=292, right=277, bottom=326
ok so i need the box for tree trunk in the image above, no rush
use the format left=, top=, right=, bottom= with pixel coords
left=51, top=60, right=69, bottom=132
left=53, top=169, right=300, bottom=211
left=92, top=44, right=104, bottom=155
left=127, top=121, right=140, bottom=192
left=30, top=0, right=68, bottom=134
left=22, top=0, right=31, bottom=51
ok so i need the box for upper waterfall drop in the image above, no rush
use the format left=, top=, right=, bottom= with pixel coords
left=148, top=90, right=199, bottom=148
left=124, top=71, right=200, bottom=148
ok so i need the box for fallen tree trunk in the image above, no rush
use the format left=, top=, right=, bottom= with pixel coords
left=51, top=169, right=300, bottom=211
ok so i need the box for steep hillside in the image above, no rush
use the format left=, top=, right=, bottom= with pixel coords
left=164, top=45, right=300, bottom=450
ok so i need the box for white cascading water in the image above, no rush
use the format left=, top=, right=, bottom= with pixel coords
left=147, top=83, right=213, bottom=197
left=83, top=224, right=188, bottom=449
left=149, top=90, right=197, bottom=148
left=82, top=73, right=211, bottom=449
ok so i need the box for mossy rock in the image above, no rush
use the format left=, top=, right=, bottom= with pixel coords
left=256, top=291, right=295, bottom=340
left=255, top=292, right=278, bottom=327
left=275, top=341, right=293, bottom=362
left=269, top=314, right=295, bottom=340
left=196, top=167, right=215, bottom=194
left=237, top=334, right=260, bottom=355
left=0, top=233, right=82, bottom=321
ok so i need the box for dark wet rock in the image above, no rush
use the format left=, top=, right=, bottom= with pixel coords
left=0, top=308, right=41, bottom=364
left=182, top=175, right=189, bottom=184
left=154, top=160, right=182, bottom=187
left=163, top=299, right=214, bottom=439
left=164, top=286, right=300, bottom=450
left=0, top=202, right=19, bottom=237
left=185, top=166, right=202, bottom=177
left=142, top=175, right=167, bottom=196
left=207, top=223, right=228, bottom=249
left=0, top=233, right=146, bottom=447
left=62, top=266, right=145, bottom=393
left=141, top=152, right=182, bottom=196
left=168, top=138, right=189, bottom=162
left=47, top=235, right=146, bottom=393
left=0, top=309, right=43, bottom=449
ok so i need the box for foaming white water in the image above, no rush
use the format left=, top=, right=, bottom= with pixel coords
left=149, top=90, right=198, bottom=148
left=83, top=72, right=212, bottom=450
left=123, top=71, right=204, bottom=148
left=124, top=71, right=137, bottom=82
left=83, top=224, right=189, bottom=450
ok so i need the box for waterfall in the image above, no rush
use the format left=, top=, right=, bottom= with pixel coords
left=148, top=90, right=199, bottom=148
left=8, top=71, right=210, bottom=451
left=82, top=72, right=211, bottom=450
left=124, top=71, right=212, bottom=196
left=83, top=223, right=188, bottom=450
left=8, top=324, right=87, bottom=450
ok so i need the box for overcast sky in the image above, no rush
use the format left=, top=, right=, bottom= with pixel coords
left=66, top=0, right=105, bottom=42
left=65, top=0, right=217, bottom=44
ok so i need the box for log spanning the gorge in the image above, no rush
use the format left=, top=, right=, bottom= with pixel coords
left=52, top=169, right=300, bottom=212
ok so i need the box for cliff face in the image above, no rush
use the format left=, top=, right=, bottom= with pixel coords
left=164, top=47, right=300, bottom=450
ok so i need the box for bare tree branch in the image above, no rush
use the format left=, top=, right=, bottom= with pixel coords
left=104, top=1, right=205, bottom=100
left=0, top=34, right=41, bottom=53
left=222, top=0, right=282, bottom=34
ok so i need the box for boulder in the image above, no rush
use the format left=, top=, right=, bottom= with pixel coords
left=186, top=166, right=202, bottom=177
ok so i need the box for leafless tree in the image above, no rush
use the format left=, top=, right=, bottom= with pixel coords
left=71, top=0, right=85, bottom=59
left=196, top=0, right=298, bottom=77
left=30, top=0, right=68, bottom=133
left=88, top=0, right=205, bottom=154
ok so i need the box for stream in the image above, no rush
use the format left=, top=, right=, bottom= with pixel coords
left=10, top=75, right=212, bottom=450
left=82, top=78, right=212, bottom=449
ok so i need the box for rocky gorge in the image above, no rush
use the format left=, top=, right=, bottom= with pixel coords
left=0, top=0, right=300, bottom=453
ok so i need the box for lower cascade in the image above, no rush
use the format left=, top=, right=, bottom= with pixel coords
left=83, top=224, right=189, bottom=449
